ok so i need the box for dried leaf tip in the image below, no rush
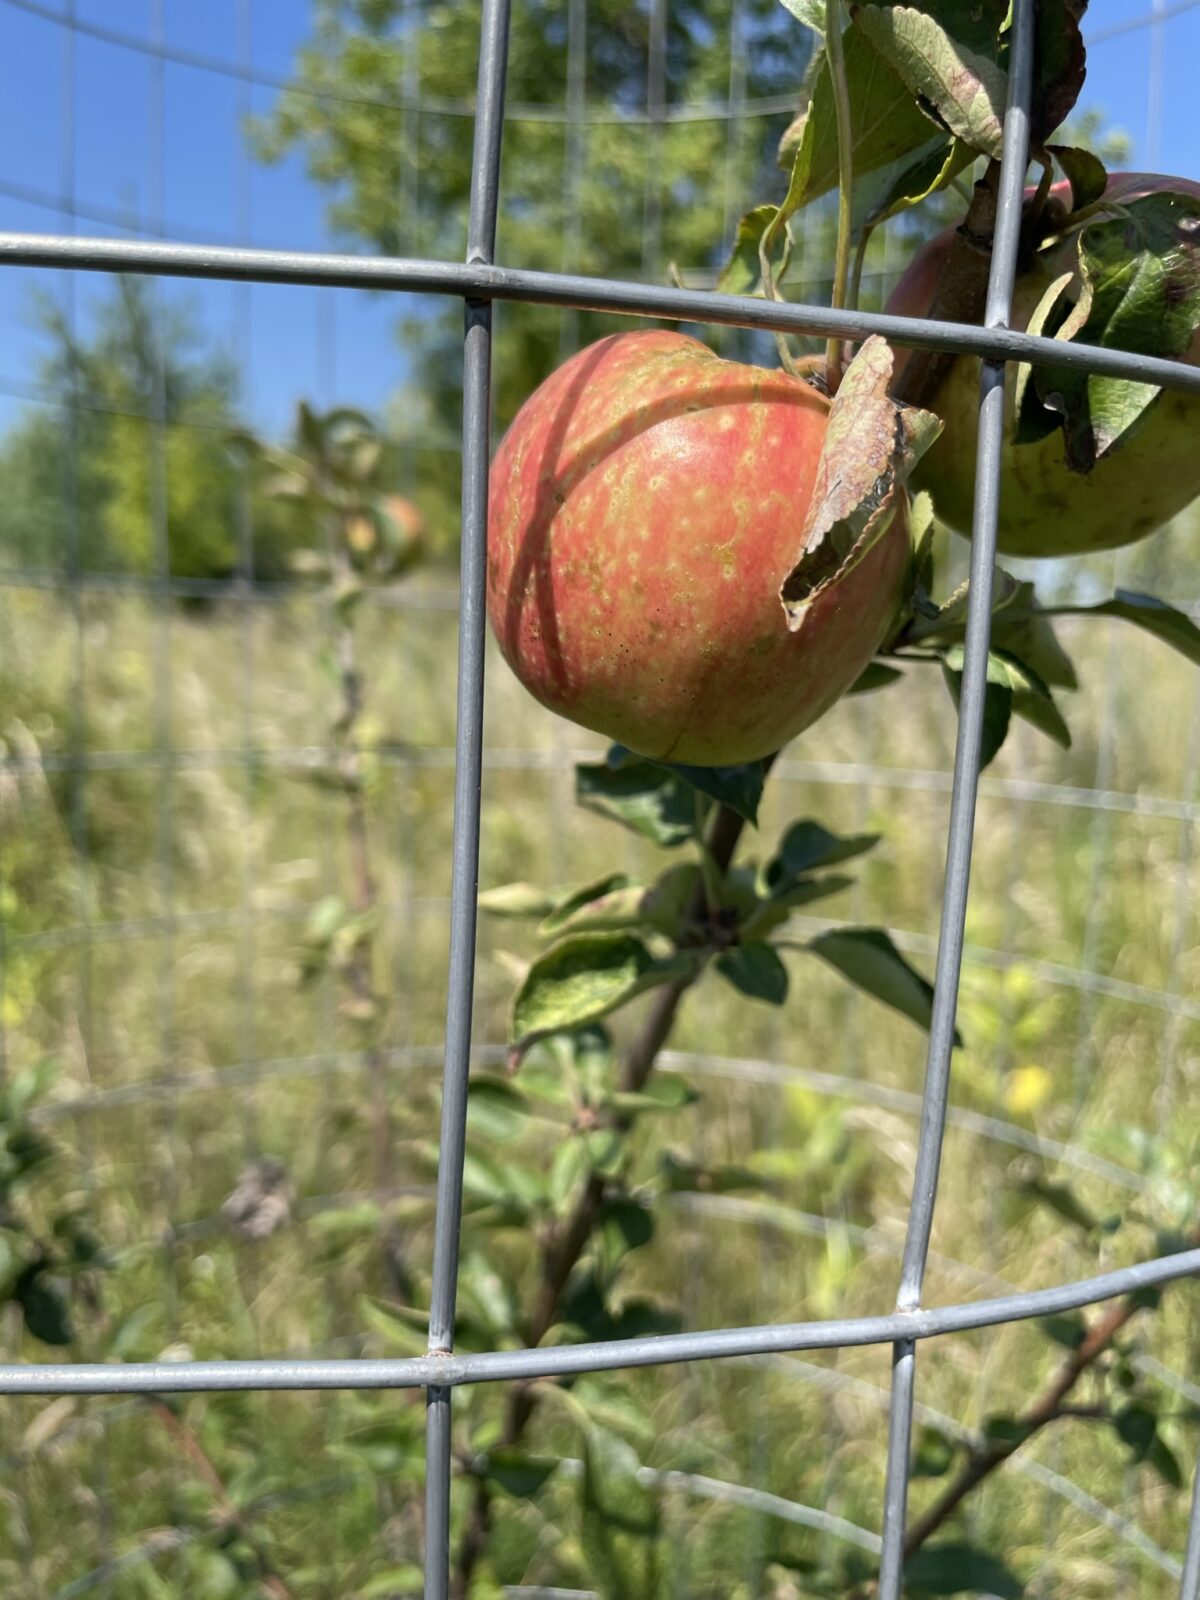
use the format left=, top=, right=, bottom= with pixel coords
left=781, top=336, right=941, bottom=622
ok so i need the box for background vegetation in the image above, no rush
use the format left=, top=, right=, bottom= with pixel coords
left=1, top=2, right=1199, bottom=1597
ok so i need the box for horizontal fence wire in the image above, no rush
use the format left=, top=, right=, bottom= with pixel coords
left=3, top=0, right=1200, bottom=1594
left=4, top=1337, right=1191, bottom=1576
left=2, top=1245, right=1199, bottom=1395
left=6, top=232, right=1200, bottom=396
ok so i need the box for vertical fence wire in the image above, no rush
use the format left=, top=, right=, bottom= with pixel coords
left=423, top=0, right=512, bottom=1593
left=233, top=0, right=262, bottom=1169
left=877, top=4, right=1035, bottom=1591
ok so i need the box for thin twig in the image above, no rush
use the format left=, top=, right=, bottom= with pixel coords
left=148, top=1399, right=297, bottom=1600
left=824, top=0, right=855, bottom=390
left=902, top=1294, right=1143, bottom=1556
left=449, top=796, right=754, bottom=1600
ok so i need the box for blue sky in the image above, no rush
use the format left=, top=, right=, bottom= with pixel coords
left=0, top=0, right=1197, bottom=439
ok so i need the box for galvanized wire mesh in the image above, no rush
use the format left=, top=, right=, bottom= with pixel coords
left=1, top=1, right=1200, bottom=1596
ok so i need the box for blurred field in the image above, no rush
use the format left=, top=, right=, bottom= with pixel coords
left=2, top=490, right=1200, bottom=1596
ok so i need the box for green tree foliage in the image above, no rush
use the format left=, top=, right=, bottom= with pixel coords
left=251, top=0, right=814, bottom=542
left=0, top=277, right=305, bottom=580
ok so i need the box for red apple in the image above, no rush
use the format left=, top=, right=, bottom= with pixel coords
left=887, top=173, right=1200, bottom=558
left=487, top=331, right=910, bottom=766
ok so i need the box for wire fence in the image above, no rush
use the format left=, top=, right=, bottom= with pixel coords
left=2, top=0, right=1200, bottom=1597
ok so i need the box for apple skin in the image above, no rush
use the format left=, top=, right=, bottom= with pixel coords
left=887, top=173, right=1200, bottom=559
left=486, top=330, right=910, bottom=766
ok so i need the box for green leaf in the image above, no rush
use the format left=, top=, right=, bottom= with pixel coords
left=1039, top=1311, right=1087, bottom=1350
left=988, top=592, right=1078, bottom=691
left=848, top=660, right=903, bottom=694
left=598, top=1198, right=655, bottom=1264
left=1114, top=1403, right=1158, bottom=1459
left=775, top=20, right=953, bottom=220
left=609, top=1075, right=697, bottom=1117
left=342, top=1420, right=422, bottom=1476
left=16, top=1273, right=73, bottom=1346
left=851, top=5, right=1008, bottom=160
left=904, top=566, right=1024, bottom=648
left=357, top=1298, right=428, bottom=1357
left=550, top=1137, right=591, bottom=1213
left=570, top=1377, right=660, bottom=1446
left=1, top=1127, right=56, bottom=1185
left=715, top=942, right=790, bottom=1005
left=1034, top=190, right=1200, bottom=465
left=559, top=1269, right=681, bottom=1345
left=640, top=862, right=704, bottom=939
left=777, top=0, right=825, bottom=30
left=715, top=204, right=777, bottom=295
left=583, top=1127, right=626, bottom=1178
left=108, top=1304, right=159, bottom=1361
left=995, top=650, right=1072, bottom=750
left=359, top=1567, right=425, bottom=1598
left=477, top=882, right=558, bottom=919
left=483, top=1448, right=560, bottom=1499
left=981, top=1414, right=1033, bottom=1449
left=940, top=647, right=1013, bottom=770
left=540, top=875, right=647, bottom=938
left=1031, top=0, right=1088, bottom=145
left=459, top=1147, right=516, bottom=1206
left=1019, top=1172, right=1103, bottom=1235
left=1048, top=591, right=1200, bottom=669
left=309, top=1201, right=384, bottom=1239
left=856, top=134, right=975, bottom=230
left=459, top=1250, right=520, bottom=1338
left=1013, top=270, right=1076, bottom=443
left=767, top=819, right=880, bottom=884
left=577, top=1420, right=661, bottom=1600
left=304, top=893, right=349, bottom=945
left=510, top=934, right=696, bottom=1054
left=1049, top=144, right=1108, bottom=213
left=466, top=1076, right=534, bottom=1142
left=904, top=1542, right=1022, bottom=1598
left=653, top=757, right=765, bottom=826
left=2, top=1061, right=59, bottom=1121
left=575, top=760, right=696, bottom=847
left=807, top=927, right=957, bottom=1039
left=742, top=874, right=855, bottom=939
left=912, top=1424, right=958, bottom=1479
left=1145, top=1432, right=1185, bottom=1489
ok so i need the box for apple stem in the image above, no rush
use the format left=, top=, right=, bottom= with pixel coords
left=891, top=160, right=1004, bottom=410
left=824, top=0, right=855, bottom=392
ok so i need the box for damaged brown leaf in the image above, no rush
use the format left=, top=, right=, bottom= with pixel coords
left=781, top=337, right=941, bottom=625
